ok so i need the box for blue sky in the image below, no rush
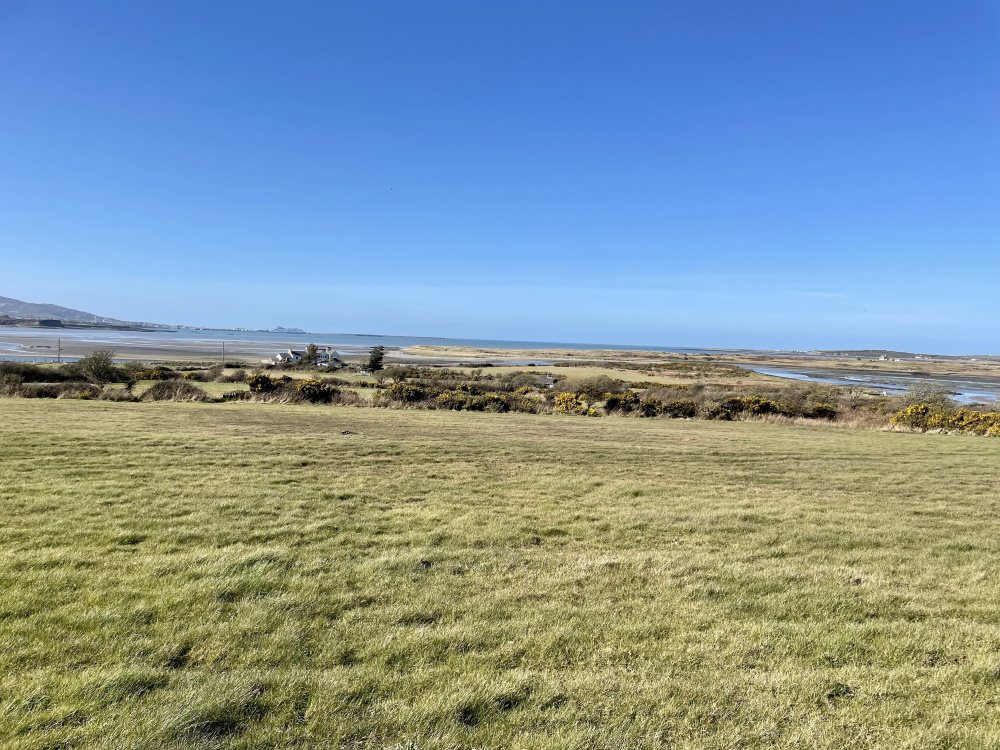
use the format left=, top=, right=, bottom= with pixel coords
left=1, top=1, right=998, bottom=352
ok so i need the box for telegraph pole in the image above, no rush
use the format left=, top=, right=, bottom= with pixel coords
left=222, top=341, right=225, bottom=368
left=57, top=338, right=61, bottom=363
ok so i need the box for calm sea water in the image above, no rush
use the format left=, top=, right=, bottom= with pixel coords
left=0, top=327, right=742, bottom=358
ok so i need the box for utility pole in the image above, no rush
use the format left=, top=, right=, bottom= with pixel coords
left=222, top=341, right=225, bottom=368
left=57, top=338, right=61, bottom=363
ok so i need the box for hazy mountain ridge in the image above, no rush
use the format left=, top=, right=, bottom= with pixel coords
left=0, top=295, right=139, bottom=325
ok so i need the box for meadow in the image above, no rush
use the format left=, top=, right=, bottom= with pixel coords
left=2, top=399, right=1000, bottom=749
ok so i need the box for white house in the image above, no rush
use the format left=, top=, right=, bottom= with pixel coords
left=269, top=347, right=342, bottom=365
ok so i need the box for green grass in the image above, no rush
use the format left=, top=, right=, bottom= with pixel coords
left=2, top=400, right=1000, bottom=749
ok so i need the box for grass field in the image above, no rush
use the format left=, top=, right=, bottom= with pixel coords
left=2, top=400, right=999, bottom=749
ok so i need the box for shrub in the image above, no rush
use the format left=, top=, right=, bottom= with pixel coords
left=810, top=402, right=838, bottom=420
left=0, top=372, right=23, bottom=395
left=18, top=383, right=61, bottom=399
left=56, top=383, right=103, bottom=400
left=247, top=373, right=280, bottom=393
left=78, top=350, right=117, bottom=384
left=890, top=403, right=935, bottom=431
left=576, top=376, right=625, bottom=403
left=893, top=405, right=1000, bottom=435
left=295, top=378, right=336, bottom=404
left=508, top=395, right=541, bottom=414
left=604, top=391, right=640, bottom=413
left=932, top=410, right=1000, bottom=435
left=654, top=399, right=692, bottom=418
left=0, top=362, right=75, bottom=383
left=100, top=388, right=136, bottom=402
left=467, top=393, right=510, bottom=412
left=555, top=392, right=586, bottom=414
left=720, top=396, right=787, bottom=418
left=381, top=366, right=417, bottom=383
left=18, top=383, right=101, bottom=399
left=381, top=383, right=427, bottom=403
left=140, top=381, right=213, bottom=403
left=902, top=383, right=955, bottom=411
left=437, top=392, right=469, bottom=410
left=637, top=397, right=664, bottom=417
left=436, top=390, right=538, bottom=413
left=134, top=369, right=176, bottom=381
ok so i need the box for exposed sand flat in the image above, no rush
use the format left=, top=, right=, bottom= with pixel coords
left=401, top=345, right=706, bottom=362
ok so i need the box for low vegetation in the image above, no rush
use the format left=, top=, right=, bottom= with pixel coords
left=2, top=359, right=999, bottom=438
left=2, top=400, right=1000, bottom=747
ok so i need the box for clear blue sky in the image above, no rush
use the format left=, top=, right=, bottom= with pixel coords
left=1, top=2, right=998, bottom=352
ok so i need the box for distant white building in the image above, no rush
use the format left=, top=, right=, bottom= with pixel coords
left=268, top=347, right=342, bottom=365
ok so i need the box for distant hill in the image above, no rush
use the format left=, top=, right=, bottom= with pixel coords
left=0, top=295, right=134, bottom=325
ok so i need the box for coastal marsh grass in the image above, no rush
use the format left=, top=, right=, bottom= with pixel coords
left=1, top=400, right=1000, bottom=748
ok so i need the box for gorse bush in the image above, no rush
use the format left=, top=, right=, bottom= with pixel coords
left=662, top=399, right=697, bottom=418
left=604, top=392, right=640, bottom=413
left=295, top=378, right=337, bottom=404
left=639, top=397, right=663, bottom=417
left=720, top=396, right=787, bottom=418
left=936, top=410, right=1000, bottom=436
left=555, top=393, right=586, bottom=414
left=381, top=383, right=427, bottom=403
left=468, top=393, right=510, bottom=413
left=436, top=391, right=539, bottom=413
left=247, top=373, right=280, bottom=393
left=891, top=404, right=1000, bottom=436
left=133, top=369, right=176, bottom=381
left=605, top=394, right=697, bottom=418
left=810, top=402, right=838, bottom=420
